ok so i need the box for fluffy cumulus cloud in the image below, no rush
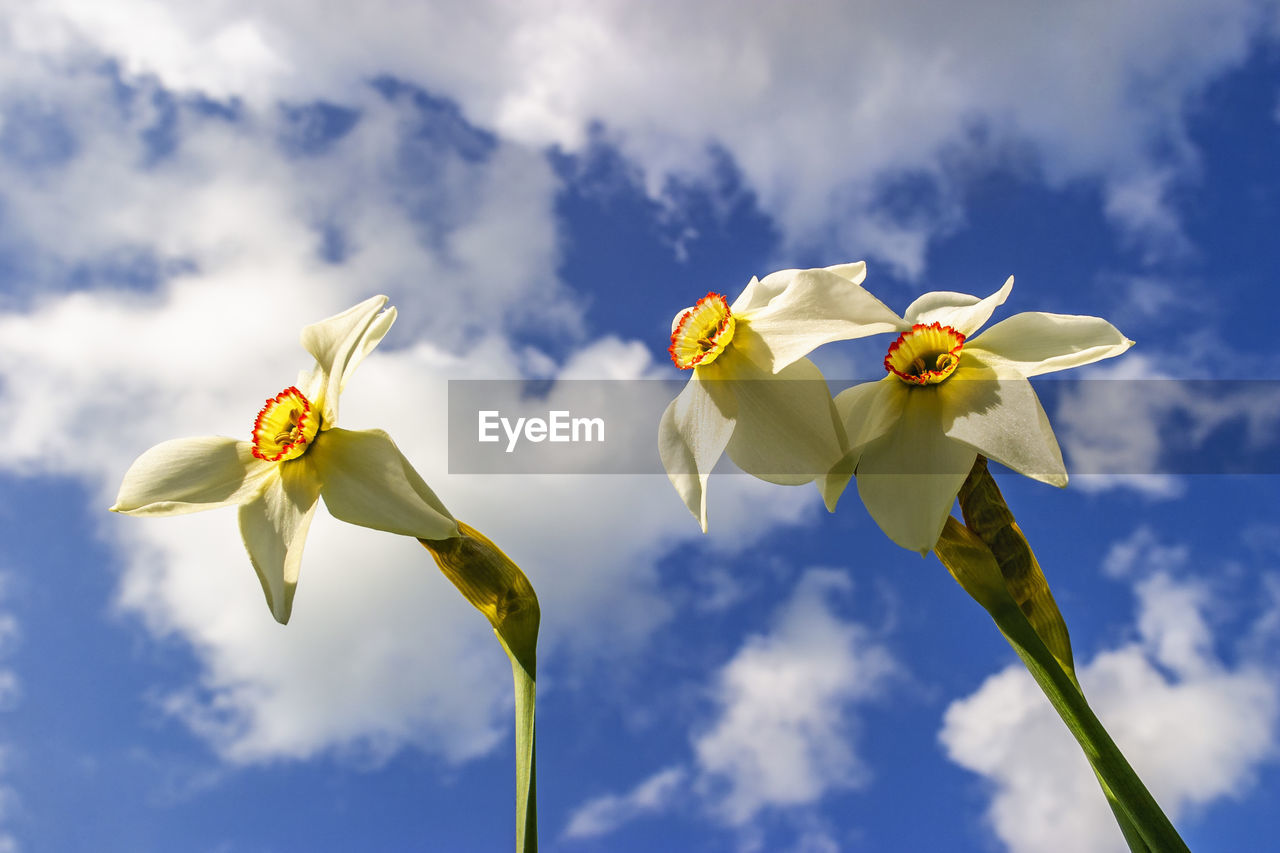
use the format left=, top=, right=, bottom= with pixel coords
left=8, top=0, right=1273, bottom=277
left=692, top=570, right=897, bottom=825
left=940, top=529, right=1280, bottom=853
left=564, top=569, right=898, bottom=840
left=0, top=20, right=824, bottom=764
left=1, top=0, right=1274, bottom=787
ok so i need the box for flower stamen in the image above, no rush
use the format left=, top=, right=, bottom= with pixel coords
left=251, top=386, right=320, bottom=462
left=885, top=323, right=965, bottom=385
left=670, top=293, right=736, bottom=369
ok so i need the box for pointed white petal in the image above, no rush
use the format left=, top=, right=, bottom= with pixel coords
left=835, top=376, right=908, bottom=453
left=856, top=389, right=977, bottom=553
left=735, top=268, right=904, bottom=372
left=940, top=354, right=1067, bottom=486
left=300, top=295, right=395, bottom=426
left=721, top=352, right=847, bottom=487
left=905, top=275, right=1014, bottom=337
left=819, top=441, right=859, bottom=512
left=309, top=427, right=459, bottom=540
left=238, top=464, right=323, bottom=624
left=729, top=274, right=782, bottom=315
left=823, top=261, right=868, bottom=284
left=111, top=436, right=273, bottom=516
left=658, top=370, right=738, bottom=532
left=903, top=290, right=978, bottom=323
left=730, top=263, right=867, bottom=313
left=967, top=311, right=1133, bottom=376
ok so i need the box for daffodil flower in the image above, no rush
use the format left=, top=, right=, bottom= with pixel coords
left=111, top=296, right=459, bottom=623
left=659, top=262, right=903, bottom=531
left=835, top=276, right=1132, bottom=553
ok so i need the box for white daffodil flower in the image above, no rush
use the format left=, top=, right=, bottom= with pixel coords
left=659, top=262, right=903, bottom=531
left=111, top=295, right=459, bottom=624
left=834, top=276, right=1132, bottom=553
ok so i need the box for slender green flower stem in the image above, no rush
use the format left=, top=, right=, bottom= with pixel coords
left=951, top=460, right=1150, bottom=851
left=984, top=577, right=1186, bottom=852
left=422, top=523, right=540, bottom=853
left=500, top=630, right=537, bottom=853
left=935, top=460, right=1189, bottom=853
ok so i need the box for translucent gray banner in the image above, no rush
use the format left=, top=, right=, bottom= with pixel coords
left=446, top=379, right=1280, bottom=476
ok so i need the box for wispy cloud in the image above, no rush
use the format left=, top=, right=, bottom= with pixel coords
left=10, top=0, right=1267, bottom=275
left=563, top=569, right=899, bottom=842
left=563, top=766, right=686, bottom=840
left=0, top=574, right=22, bottom=852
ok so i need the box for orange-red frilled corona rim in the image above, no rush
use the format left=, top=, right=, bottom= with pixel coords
left=884, top=322, right=966, bottom=385
left=251, top=386, right=321, bottom=462
left=669, top=292, right=736, bottom=370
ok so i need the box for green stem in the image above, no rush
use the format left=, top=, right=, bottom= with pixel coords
left=935, top=471, right=1188, bottom=852
left=422, top=523, right=539, bottom=853
left=501, top=632, right=537, bottom=853
left=985, top=589, right=1187, bottom=852
left=1099, top=773, right=1154, bottom=853
left=950, top=459, right=1153, bottom=851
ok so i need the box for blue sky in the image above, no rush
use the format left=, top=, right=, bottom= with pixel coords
left=0, top=2, right=1279, bottom=852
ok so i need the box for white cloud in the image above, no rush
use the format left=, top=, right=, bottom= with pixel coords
left=0, top=289, right=822, bottom=764
left=940, top=541, right=1280, bottom=853
left=562, top=766, right=686, bottom=839
left=0, top=579, right=21, bottom=852
left=9, top=0, right=1268, bottom=274
left=0, top=41, right=832, bottom=766
left=565, top=569, right=899, bottom=841
left=693, top=570, right=897, bottom=826
left=1056, top=352, right=1280, bottom=498
left=1, top=0, right=1269, bottom=794
left=1100, top=525, right=1189, bottom=579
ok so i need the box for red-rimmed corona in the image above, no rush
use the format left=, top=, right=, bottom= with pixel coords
left=250, top=386, right=321, bottom=461
left=669, top=292, right=736, bottom=369
left=884, top=322, right=965, bottom=386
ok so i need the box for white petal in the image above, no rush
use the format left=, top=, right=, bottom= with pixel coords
left=658, top=370, right=738, bottom=532
left=671, top=306, right=692, bottom=335
left=730, top=262, right=866, bottom=313
left=819, top=449, right=856, bottom=513
left=856, top=389, right=977, bottom=553
left=966, top=311, right=1133, bottom=376
left=238, top=463, right=323, bottom=624
left=300, top=295, right=395, bottom=426
left=721, top=352, right=847, bottom=487
left=903, top=290, right=978, bottom=323
left=729, top=274, right=781, bottom=315
left=823, top=261, right=868, bottom=284
left=111, top=436, right=273, bottom=516
left=309, top=427, right=459, bottom=540
left=835, top=377, right=908, bottom=453
left=940, top=354, right=1067, bottom=486
left=905, top=275, right=1014, bottom=337
left=734, top=267, right=904, bottom=372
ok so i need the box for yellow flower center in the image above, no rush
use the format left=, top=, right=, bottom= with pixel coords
left=251, top=386, right=320, bottom=462
left=669, top=292, right=736, bottom=369
left=885, top=323, right=965, bottom=385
